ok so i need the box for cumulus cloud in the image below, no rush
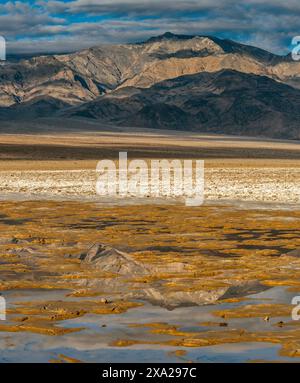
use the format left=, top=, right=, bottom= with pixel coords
left=0, top=0, right=299, bottom=55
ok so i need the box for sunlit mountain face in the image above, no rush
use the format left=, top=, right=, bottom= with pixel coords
left=1, top=31, right=300, bottom=139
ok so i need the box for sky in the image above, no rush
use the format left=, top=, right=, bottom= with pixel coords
left=0, top=0, right=299, bottom=55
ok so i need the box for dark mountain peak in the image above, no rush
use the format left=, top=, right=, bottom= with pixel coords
left=208, top=36, right=281, bottom=63
left=144, top=31, right=195, bottom=44
left=142, top=32, right=282, bottom=63
left=161, top=32, right=177, bottom=39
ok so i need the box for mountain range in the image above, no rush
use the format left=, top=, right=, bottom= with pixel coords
left=1, top=32, right=300, bottom=139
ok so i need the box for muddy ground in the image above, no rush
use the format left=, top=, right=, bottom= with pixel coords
left=1, top=201, right=300, bottom=362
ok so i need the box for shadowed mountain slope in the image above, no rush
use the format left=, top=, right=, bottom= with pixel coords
left=62, top=69, right=300, bottom=140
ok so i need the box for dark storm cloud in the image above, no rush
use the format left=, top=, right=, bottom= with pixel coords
left=0, top=1, right=64, bottom=37
left=0, top=0, right=299, bottom=54
left=44, top=0, right=224, bottom=16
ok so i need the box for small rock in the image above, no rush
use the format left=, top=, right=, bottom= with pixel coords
left=284, top=249, right=300, bottom=258
left=219, top=322, right=228, bottom=327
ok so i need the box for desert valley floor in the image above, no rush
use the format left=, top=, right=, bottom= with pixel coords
left=0, top=121, right=300, bottom=362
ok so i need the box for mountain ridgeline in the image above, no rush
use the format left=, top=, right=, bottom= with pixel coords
left=1, top=32, right=300, bottom=139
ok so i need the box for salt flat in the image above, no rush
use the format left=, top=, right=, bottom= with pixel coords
left=0, top=163, right=299, bottom=204
left=0, top=128, right=299, bottom=204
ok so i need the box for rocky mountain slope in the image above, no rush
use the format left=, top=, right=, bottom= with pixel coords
left=62, top=69, right=300, bottom=139
left=1, top=32, right=300, bottom=107
left=1, top=32, right=300, bottom=139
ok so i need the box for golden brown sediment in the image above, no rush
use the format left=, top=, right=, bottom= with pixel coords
left=0, top=201, right=300, bottom=358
